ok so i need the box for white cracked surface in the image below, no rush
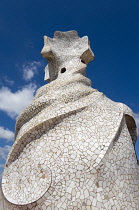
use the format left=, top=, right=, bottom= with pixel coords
left=1, top=31, right=139, bottom=209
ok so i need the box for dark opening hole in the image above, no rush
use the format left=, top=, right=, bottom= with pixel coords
left=61, top=68, right=66, bottom=73
left=81, top=59, right=85, bottom=64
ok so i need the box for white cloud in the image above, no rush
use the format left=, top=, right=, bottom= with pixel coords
left=0, top=145, right=11, bottom=161
left=0, top=76, right=14, bottom=86
left=0, top=127, right=14, bottom=142
left=0, top=83, right=37, bottom=119
left=0, top=164, right=5, bottom=179
left=3, top=76, right=14, bottom=86
left=134, top=113, right=139, bottom=130
left=0, top=145, right=11, bottom=181
left=23, top=61, right=42, bottom=81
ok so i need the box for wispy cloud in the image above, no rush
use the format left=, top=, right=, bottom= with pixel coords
left=0, top=145, right=11, bottom=161
left=0, top=145, right=11, bottom=181
left=0, top=76, right=14, bottom=86
left=0, top=126, right=14, bottom=142
left=134, top=113, right=139, bottom=130
left=0, top=83, right=37, bottom=119
left=23, top=61, right=42, bottom=81
left=3, top=76, right=14, bottom=86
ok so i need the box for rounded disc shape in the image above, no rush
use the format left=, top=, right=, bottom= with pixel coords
left=2, top=156, right=51, bottom=205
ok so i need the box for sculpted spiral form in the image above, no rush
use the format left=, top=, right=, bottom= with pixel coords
left=0, top=31, right=139, bottom=210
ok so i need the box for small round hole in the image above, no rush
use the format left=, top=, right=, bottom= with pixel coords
left=61, top=68, right=66, bottom=73
left=81, top=59, right=85, bottom=64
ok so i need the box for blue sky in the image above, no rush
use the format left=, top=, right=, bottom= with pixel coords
left=0, top=0, right=139, bottom=179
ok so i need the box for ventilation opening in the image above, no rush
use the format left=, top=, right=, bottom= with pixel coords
left=61, top=68, right=66, bottom=73
left=81, top=59, right=85, bottom=64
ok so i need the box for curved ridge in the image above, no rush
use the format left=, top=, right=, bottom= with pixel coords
left=15, top=73, right=95, bottom=137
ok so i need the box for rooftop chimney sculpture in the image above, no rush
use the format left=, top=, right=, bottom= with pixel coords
left=1, top=31, right=139, bottom=209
